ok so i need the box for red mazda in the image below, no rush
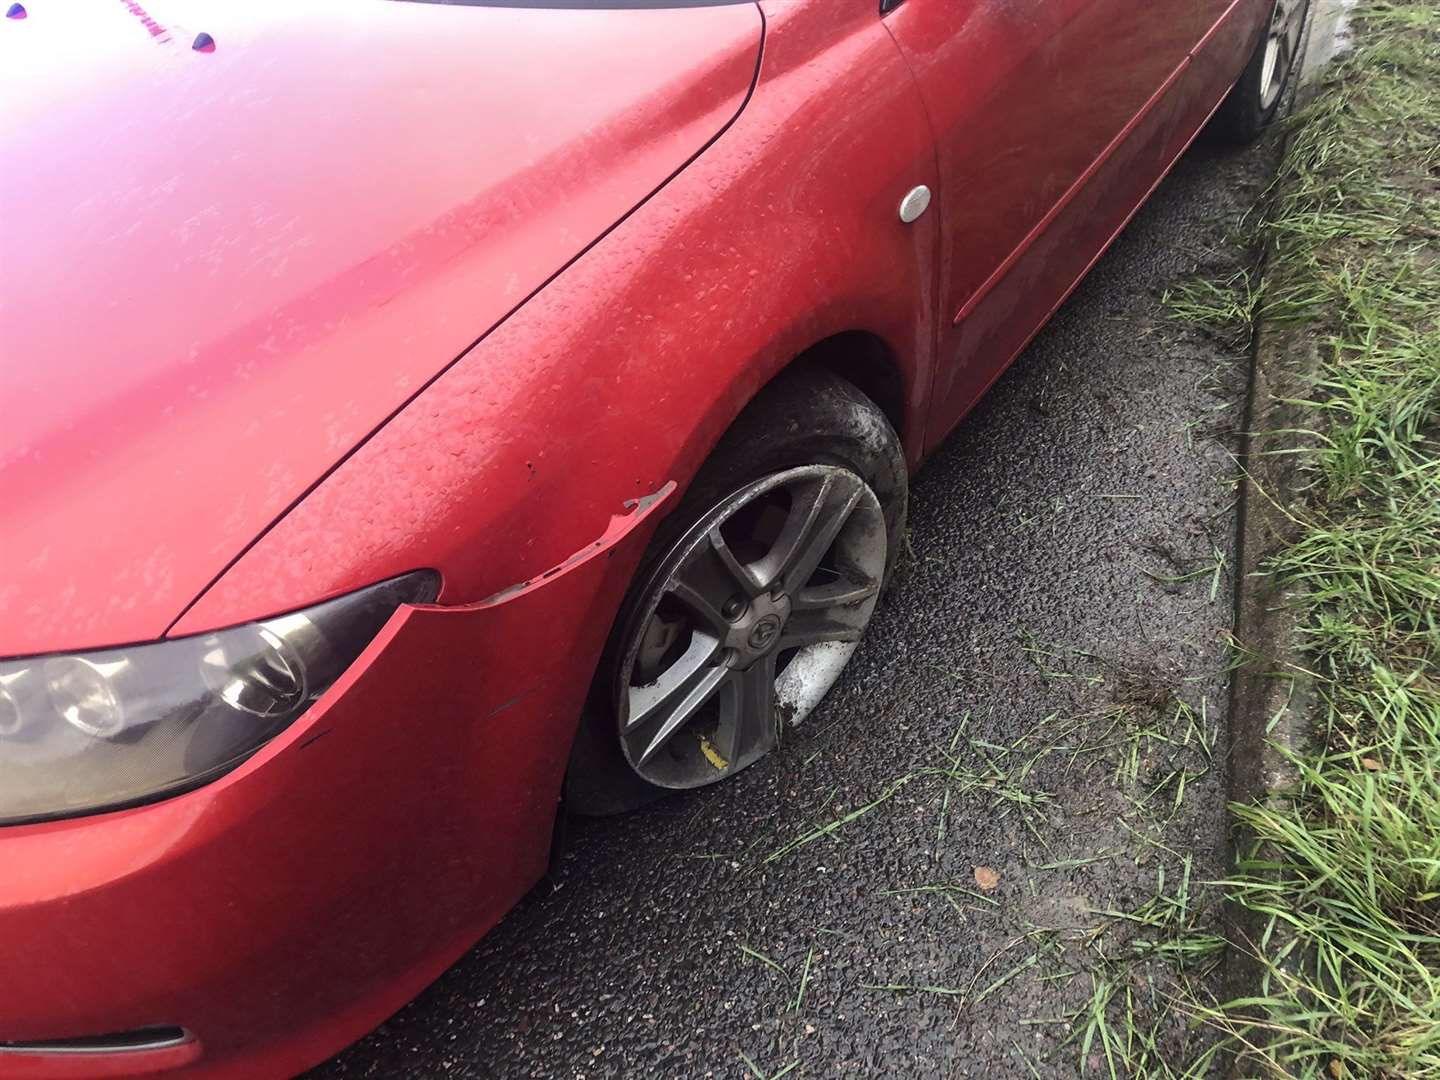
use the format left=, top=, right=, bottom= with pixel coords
left=0, top=0, right=1307, bottom=1075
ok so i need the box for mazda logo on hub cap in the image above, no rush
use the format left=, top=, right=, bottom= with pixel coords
left=748, top=615, right=782, bottom=650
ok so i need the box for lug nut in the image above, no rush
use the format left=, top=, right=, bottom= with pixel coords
left=721, top=596, right=746, bottom=620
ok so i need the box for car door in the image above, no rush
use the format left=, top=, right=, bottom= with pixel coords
left=880, top=0, right=1198, bottom=447
left=1172, top=0, right=1276, bottom=157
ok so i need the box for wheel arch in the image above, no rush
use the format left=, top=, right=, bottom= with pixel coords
left=786, top=331, right=911, bottom=455
left=676, top=323, right=923, bottom=506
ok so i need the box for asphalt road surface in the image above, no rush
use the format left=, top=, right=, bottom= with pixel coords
left=316, top=128, right=1284, bottom=1079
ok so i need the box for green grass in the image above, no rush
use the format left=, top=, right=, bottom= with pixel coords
left=1177, top=4, right=1440, bottom=1076
left=1048, top=855, right=1230, bottom=1079
left=738, top=1052, right=800, bottom=1080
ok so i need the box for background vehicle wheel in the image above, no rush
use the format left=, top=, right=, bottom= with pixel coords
left=565, top=367, right=907, bottom=815
left=1210, top=0, right=1310, bottom=142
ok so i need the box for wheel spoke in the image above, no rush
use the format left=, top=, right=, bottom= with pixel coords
left=791, top=573, right=880, bottom=611
left=715, top=655, right=778, bottom=765
left=778, top=607, right=868, bottom=651
left=634, top=674, right=729, bottom=767
left=707, top=527, right=765, bottom=598
left=757, top=472, right=866, bottom=594
left=1274, top=21, right=1295, bottom=77
left=668, top=551, right=737, bottom=633
left=625, top=629, right=725, bottom=754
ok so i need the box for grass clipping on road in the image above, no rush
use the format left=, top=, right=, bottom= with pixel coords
left=1209, top=3, right=1439, bottom=1076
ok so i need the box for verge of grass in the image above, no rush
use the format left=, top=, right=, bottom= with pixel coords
left=1176, top=4, right=1440, bottom=1076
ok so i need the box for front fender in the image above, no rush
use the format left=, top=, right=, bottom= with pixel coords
left=171, top=0, right=939, bottom=637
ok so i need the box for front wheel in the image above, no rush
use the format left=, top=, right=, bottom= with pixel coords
left=565, top=368, right=906, bottom=814
left=1210, top=0, right=1310, bottom=143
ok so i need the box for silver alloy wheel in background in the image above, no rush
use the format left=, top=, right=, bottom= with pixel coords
left=615, top=465, right=887, bottom=790
left=1260, top=0, right=1306, bottom=109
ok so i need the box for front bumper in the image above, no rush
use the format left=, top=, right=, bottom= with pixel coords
left=0, top=491, right=669, bottom=1079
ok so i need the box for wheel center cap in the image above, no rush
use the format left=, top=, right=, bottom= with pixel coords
left=724, top=591, right=792, bottom=667
left=747, top=614, right=782, bottom=651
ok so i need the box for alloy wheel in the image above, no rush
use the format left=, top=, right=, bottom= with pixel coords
left=1260, top=0, right=1306, bottom=110
left=615, top=465, right=887, bottom=789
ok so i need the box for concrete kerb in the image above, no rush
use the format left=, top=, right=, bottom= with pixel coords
left=1219, top=0, right=1354, bottom=1060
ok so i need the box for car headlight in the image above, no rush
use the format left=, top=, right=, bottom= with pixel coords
left=0, top=571, right=438, bottom=826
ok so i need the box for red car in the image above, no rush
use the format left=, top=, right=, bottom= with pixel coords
left=0, top=0, right=1306, bottom=1075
